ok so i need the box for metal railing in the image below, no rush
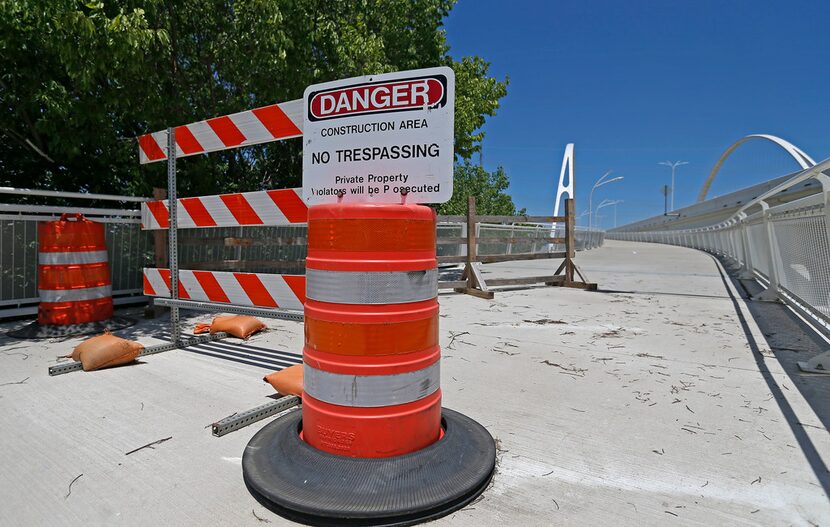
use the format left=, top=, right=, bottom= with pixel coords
left=608, top=156, right=830, bottom=336
left=0, top=188, right=152, bottom=318
left=476, top=223, right=604, bottom=255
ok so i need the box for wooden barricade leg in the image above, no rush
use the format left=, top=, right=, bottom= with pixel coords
left=454, top=196, right=494, bottom=299
left=550, top=199, right=597, bottom=291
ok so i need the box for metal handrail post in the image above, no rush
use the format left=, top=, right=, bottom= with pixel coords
left=753, top=201, right=781, bottom=302
left=721, top=222, right=737, bottom=260
left=728, top=224, right=736, bottom=258
left=737, top=214, right=755, bottom=279
left=728, top=222, right=739, bottom=263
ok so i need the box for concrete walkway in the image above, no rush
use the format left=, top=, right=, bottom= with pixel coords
left=0, top=240, right=827, bottom=526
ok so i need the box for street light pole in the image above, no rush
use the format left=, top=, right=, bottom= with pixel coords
left=658, top=161, right=688, bottom=211
left=577, top=209, right=591, bottom=226
left=589, top=171, right=624, bottom=230
left=595, top=199, right=623, bottom=229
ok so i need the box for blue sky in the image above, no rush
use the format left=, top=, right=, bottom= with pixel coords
left=444, top=0, right=829, bottom=227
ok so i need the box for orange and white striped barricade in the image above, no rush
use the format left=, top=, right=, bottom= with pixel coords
left=137, top=100, right=309, bottom=345
left=140, top=188, right=307, bottom=230
left=37, top=213, right=113, bottom=325
left=142, top=269, right=305, bottom=312
left=138, top=101, right=302, bottom=164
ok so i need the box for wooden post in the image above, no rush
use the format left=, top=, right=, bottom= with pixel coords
left=548, top=198, right=597, bottom=290
left=467, top=195, right=477, bottom=276
left=454, top=196, right=493, bottom=299
left=565, top=198, right=575, bottom=283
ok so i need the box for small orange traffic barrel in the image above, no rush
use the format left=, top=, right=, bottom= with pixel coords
left=243, top=203, right=496, bottom=526
left=37, top=213, right=113, bottom=326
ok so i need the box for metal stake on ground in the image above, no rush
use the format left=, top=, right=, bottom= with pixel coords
left=211, top=395, right=300, bottom=437
left=47, top=332, right=231, bottom=376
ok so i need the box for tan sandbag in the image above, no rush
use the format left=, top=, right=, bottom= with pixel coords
left=69, top=331, right=113, bottom=361
left=263, top=364, right=303, bottom=396
left=75, top=334, right=144, bottom=371
left=204, top=315, right=235, bottom=333
left=210, top=315, right=265, bottom=339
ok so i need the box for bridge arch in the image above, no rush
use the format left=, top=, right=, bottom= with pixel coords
left=697, top=134, right=816, bottom=202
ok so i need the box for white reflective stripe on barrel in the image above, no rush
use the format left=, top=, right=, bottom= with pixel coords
left=38, top=250, right=108, bottom=265
left=305, top=269, right=438, bottom=304
left=303, top=361, right=440, bottom=408
left=38, top=285, right=112, bottom=303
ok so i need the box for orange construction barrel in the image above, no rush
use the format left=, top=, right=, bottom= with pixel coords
left=242, top=202, right=495, bottom=526
left=302, top=202, right=441, bottom=457
left=37, top=213, right=113, bottom=326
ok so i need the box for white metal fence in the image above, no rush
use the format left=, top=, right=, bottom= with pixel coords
left=609, top=159, right=830, bottom=334
left=439, top=222, right=603, bottom=258
left=476, top=223, right=604, bottom=254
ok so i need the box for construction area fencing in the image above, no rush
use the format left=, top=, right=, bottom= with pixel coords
left=609, top=158, right=830, bottom=336
left=0, top=187, right=604, bottom=320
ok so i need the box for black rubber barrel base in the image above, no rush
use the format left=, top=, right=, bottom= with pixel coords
left=242, top=408, right=496, bottom=527
left=7, top=316, right=136, bottom=339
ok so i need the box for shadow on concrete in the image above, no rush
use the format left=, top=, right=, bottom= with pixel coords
left=712, top=254, right=830, bottom=497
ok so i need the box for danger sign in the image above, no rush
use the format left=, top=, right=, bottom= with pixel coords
left=302, top=67, right=455, bottom=205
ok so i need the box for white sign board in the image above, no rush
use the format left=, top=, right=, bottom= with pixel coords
left=302, top=67, right=454, bottom=205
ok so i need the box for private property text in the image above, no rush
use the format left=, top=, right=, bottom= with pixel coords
left=310, top=173, right=440, bottom=197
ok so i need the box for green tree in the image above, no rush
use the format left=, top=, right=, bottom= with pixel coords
left=0, top=0, right=509, bottom=200
left=437, top=161, right=525, bottom=215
